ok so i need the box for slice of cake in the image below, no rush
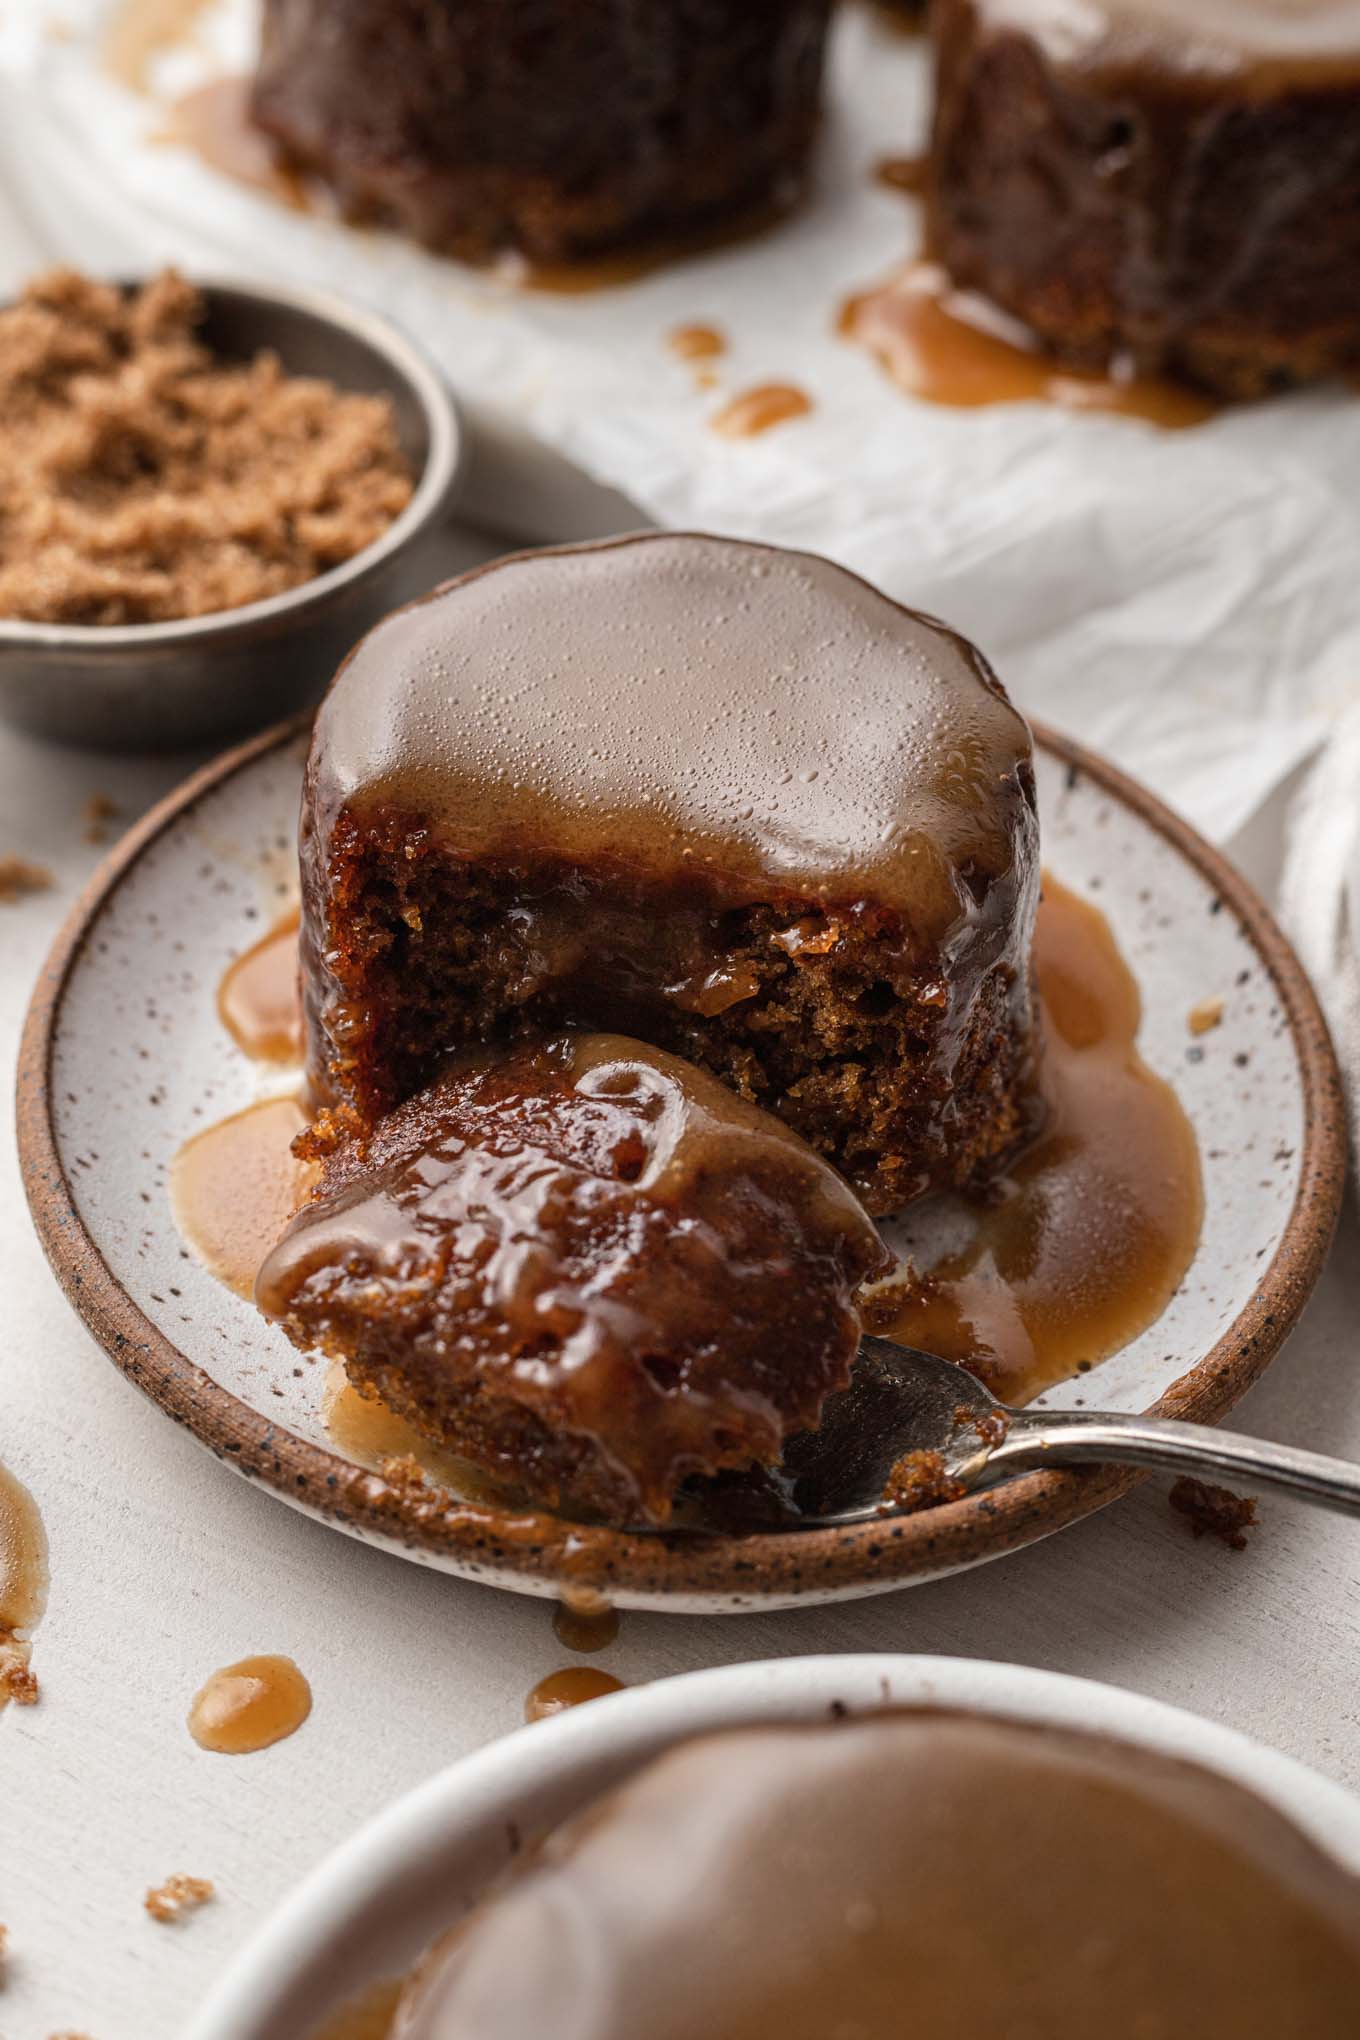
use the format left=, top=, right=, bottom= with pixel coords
left=927, top=0, right=1360, bottom=398
left=251, top=0, right=833, bottom=267
left=296, top=533, right=1040, bottom=1216
left=257, top=1033, right=892, bottom=1524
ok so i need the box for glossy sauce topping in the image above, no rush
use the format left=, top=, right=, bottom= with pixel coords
left=170, top=1094, right=316, bottom=1299
left=710, top=383, right=814, bottom=437
left=393, top=1712, right=1360, bottom=2039
left=841, top=261, right=1216, bottom=426
left=307, top=534, right=1036, bottom=949
left=217, top=909, right=303, bottom=1063
left=0, top=1464, right=48, bottom=1709
left=525, top=1669, right=626, bottom=1722
left=869, top=875, right=1203, bottom=1402
left=188, top=1653, right=312, bottom=1754
left=982, top=0, right=1360, bottom=84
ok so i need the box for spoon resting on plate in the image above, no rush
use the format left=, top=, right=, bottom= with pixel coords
left=696, top=1336, right=1360, bottom=1531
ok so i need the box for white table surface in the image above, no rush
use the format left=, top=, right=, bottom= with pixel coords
left=4, top=524, right=1358, bottom=2040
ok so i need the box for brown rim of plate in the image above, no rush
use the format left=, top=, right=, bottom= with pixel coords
left=16, top=714, right=1347, bottom=1606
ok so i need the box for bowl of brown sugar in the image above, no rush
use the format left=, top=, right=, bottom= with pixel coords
left=0, top=269, right=462, bottom=749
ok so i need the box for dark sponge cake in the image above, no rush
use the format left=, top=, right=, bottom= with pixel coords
left=296, top=532, right=1040, bottom=1217
left=257, top=1033, right=892, bottom=1524
left=927, top=0, right=1360, bottom=399
left=251, top=0, right=832, bottom=267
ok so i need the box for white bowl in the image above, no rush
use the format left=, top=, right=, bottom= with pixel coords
left=187, top=1654, right=1360, bottom=2039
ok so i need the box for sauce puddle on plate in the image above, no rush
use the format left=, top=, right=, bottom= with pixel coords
left=525, top=1668, right=626, bottom=1723
left=170, top=1093, right=315, bottom=1301
left=217, top=907, right=303, bottom=1063
left=156, top=77, right=323, bottom=212
left=189, top=1652, right=313, bottom=1754
left=868, top=874, right=1204, bottom=1403
left=840, top=260, right=1216, bottom=427
left=0, top=1463, right=48, bottom=1709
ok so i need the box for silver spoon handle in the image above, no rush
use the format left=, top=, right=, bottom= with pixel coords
left=972, top=1411, right=1360, bottom=1517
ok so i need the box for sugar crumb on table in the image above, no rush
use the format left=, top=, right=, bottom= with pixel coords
left=0, top=856, right=54, bottom=904
left=1187, top=996, right=1225, bottom=1036
left=81, top=793, right=121, bottom=844
left=144, top=1873, right=215, bottom=1924
left=1169, top=1476, right=1258, bottom=1551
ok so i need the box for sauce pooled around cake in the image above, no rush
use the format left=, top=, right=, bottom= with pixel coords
left=258, top=1033, right=891, bottom=1525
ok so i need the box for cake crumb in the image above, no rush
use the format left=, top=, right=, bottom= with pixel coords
left=144, top=1874, right=215, bottom=1924
left=1187, top=996, right=1224, bottom=1036
left=0, top=856, right=54, bottom=904
left=378, top=1452, right=429, bottom=1496
left=881, top=1448, right=965, bottom=1514
left=82, top=793, right=121, bottom=844
left=2, top=1662, right=39, bottom=1705
left=1169, top=1476, right=1257, bottom=1550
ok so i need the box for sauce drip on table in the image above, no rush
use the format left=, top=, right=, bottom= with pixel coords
left=668, top=323, right=727, bottom=362
left=840, top=260, right=1217, bottom=427
left=0, top=1463, right=48, bottom=1709
left=217, top=908, right=303, bottom=1064
left=170, top=1093, right=315, bottom=1300
left=157, top=77, right=319, bottom=212
left=188, top=1652, right=313, bottom=1754
left=553, top=1595, right=620, bottom=1654
left=710, top=383, right=813, bottom=437
left=525, top=1668, right=626, bottom=1723
left=867, top=874, right=1203, bottom=1403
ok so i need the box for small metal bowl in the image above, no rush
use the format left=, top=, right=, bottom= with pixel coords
left=0, top=278, right=463, bottom=750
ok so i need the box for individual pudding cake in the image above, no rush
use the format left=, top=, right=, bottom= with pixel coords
left=390, top=1712, right=1360, bottom=2037
left=257, top=1034, right=891, bottom=1525
left=251, top=0, right=833, bottom=267
left=296, top=533, right=1040, bottom=1217
left=927, top=0, right=1360, bottom=397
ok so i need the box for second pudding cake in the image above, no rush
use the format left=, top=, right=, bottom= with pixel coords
left=298, top=533, right=1040, bottom=1216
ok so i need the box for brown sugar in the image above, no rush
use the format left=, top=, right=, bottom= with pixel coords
left=1170, top=1477, right=1258, bottom=1551
left=144, top=1873, right=215, bottom=1924
left=0, top=270, right=413, bottom=626
left=0, top=857, right=53, bottom=904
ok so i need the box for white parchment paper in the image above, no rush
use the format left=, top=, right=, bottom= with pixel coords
left=2, top=0, right=1358, bottom=1106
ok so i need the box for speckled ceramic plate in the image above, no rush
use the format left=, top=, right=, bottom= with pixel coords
left=17, top=717, right=1345, bottom=1613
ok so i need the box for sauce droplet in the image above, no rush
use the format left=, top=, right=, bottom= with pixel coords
left=188, top=1653, right=312, bottom=1754
left=840, top=260, right=1216, bottom=428
left=710, top=383, right=814, bottom=438
left=875, top=154, right=928, bottom=195
left=218, top=910, right=303, bottom=1064
left=553, top=1594, right=620, bottom=1654
left=668, top=323, right=727, bottom=361
left=170, top=1094, right=316, bottom=1300
left=0, top=1464, right=47, bottom=1710
left=866, top=874, right=1203, bottom=1401
left=525, top=1668, right=626, bottom=1723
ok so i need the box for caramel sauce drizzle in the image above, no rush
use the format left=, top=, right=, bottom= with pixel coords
left=156, top=77, right=319, bottom=212
left=217, top=908, right=303, bottom=1064
left=188, top=1652, right=312, bottom=1754
left=525, top=1668, right=626, bottom=1723
left=103, top=0, right=213, bottom=93
left=0, top=1464, right=48, bottom=1710
left=553, top=1593, right=620, bottom=1654
left=170, top=1093, right=315, bottom=1301
left=841, top=260, right=1217, bottom=428
left=668, top=324, right=727, bottom=362
left=868, top=874, right=1203, bottom=1403
left=710, top=383, right=814, bottom=438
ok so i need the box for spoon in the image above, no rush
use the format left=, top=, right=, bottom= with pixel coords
left=690, top=1336, right=1360, bottom=1531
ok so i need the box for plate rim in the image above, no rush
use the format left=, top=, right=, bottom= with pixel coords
left=16, top=714, right=1346, bottom=1607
